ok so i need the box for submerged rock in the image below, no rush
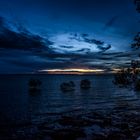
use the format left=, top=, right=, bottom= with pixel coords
left=69, top=81, right=75, bottom=87
left=113, top=72, right=131, bottom=86
left=29, top=79, right=42, bottom=87
left=60, top=81, right=75, bottom=92
left=134, top=79, right=140, bottom=91
left=29, top=79, right=42, bottom=94
left=80, top=79, right=91, bottom=89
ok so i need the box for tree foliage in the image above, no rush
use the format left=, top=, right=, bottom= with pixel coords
left=132, top=32, right=140, bottom=49
left=131, top=0, right=140, bottom=49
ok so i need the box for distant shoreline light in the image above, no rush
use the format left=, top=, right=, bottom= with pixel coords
left=38, top=68, right=105, bottom=74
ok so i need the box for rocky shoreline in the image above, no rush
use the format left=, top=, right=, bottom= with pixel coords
left=1, top=109, right=140, bottom=140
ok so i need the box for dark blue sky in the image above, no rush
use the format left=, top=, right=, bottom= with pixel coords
left=0, top=0, right=140, bottom=73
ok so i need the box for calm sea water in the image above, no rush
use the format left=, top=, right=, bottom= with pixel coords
left=0, top=74, right=140, bottom=126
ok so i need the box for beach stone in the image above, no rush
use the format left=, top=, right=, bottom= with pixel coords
left=132, top=126, right=140, bottom=138
left=113, top=122, right=129, bottom=130
left=92, top=133, right=106, bottom=140
left=92, top=119, right=104, bottom=127
left=50, top=128, right=86, bottom=140
left=107, top=132, right=126, bottom=140
left=38, top=123, right=54, bottom=131
left=123, top=129, right=133, bottom=139
left=34, top=132, right=46, bottom=140
left=58, top=116, right=93, bottom=127
left=134, top=126, right=140, bottom=132
left=137, top=136, right=140, bottom=140
left=120, top=122, right=129, bottom=130
left=102, top=117, right=112, bottom=127
left=43, top=136, right=52, bottom=140
left=87, top=112, right=106, bottom=120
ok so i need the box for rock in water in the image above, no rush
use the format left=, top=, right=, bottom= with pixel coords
left=60, top=81, right=75, bottom=92
left=135, top=79, right=140, bottom=91
left=29, top=79, right=42, bottom=94
left=80, top=79, right=91, bottom=89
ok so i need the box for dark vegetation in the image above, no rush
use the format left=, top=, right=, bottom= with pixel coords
left=134, top=0, right=140, bottom=13
left=114, top=0, right=140, bottom=91
left=113, top=60, right=140, bottom=90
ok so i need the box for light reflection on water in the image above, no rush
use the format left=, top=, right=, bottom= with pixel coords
left=0, top=74, right=140, bottom=125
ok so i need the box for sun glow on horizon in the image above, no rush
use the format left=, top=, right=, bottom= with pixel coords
left=38, top=68, right=105, bottom=74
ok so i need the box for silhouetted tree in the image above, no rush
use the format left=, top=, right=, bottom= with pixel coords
left=132, top=0, right=140, bottom=50
left=134, top=0, right=140, bottom=12
left=113, top=1, right=140, bottom=89
left=132, top=32, right=140, bottom=49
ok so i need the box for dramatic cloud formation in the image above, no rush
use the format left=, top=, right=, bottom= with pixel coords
left=0, top=0, right=139, bottom=73
left=0, top=17, right=52, bottom=51
left=50, top=33, right=112, bottom=54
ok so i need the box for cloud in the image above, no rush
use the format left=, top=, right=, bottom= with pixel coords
left=0, top=16, right=52, bottom=52
left=103, top=16, right=118, bottom=30
left=0, top=16, right=137, bottom=73
left=50, top=33, right=112, bottom=54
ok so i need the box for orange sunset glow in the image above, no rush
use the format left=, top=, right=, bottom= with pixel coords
left=38, top=68, right=105, bottom=74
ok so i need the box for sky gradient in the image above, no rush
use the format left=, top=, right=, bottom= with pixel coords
left=0, top=0, right=140, bottom=73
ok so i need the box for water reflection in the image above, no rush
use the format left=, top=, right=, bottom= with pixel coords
left=0, top=74, right=140, bottom=126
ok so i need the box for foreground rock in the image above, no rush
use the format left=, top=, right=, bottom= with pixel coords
left=1, top=110, right=140, bottom=140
